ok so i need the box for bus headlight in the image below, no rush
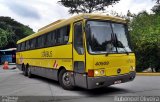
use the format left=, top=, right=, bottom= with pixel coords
left=94, top=69, right=105, bottom=76
left=88, top=69, right=105, bottom=77
left=95, top=70, right=99, bottom=75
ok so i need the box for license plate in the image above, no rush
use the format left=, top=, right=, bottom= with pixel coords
left=114, top=80, right=122, bottom=84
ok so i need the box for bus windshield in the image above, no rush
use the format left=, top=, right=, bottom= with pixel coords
left=86, top=20, right=132, bottom=54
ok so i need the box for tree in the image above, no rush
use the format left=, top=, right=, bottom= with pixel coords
left=129, top=11, right=160, bottom=72
left=154, top=0, right=160, bottom=4
left=0, top=17, right=34, bottom=49
left=152, top=0, right=160, bottom=14
left=152, top=4, right=160, bottom=14
left=58, top=0, right=120, bottom=14
left=0, top=28, right=8, bottom=48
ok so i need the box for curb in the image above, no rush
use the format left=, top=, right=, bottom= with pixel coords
left=136, top=73, right=160, bottom=76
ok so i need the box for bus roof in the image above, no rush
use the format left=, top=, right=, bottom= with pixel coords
left=17, top=14, right=126, bottom=44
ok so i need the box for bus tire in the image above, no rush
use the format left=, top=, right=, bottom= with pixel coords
left=58, top=69, right=74, bottom=90
left=22, top=64, right=26, bottom=76
left=27, top=68, right=33, bottom=78
left=23, top=65, right=28, bottom=76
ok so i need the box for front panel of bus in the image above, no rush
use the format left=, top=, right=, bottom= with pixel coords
left=83, top=19, right=136, bottom=89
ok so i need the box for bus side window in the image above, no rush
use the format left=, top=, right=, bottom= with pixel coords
left=37, top=35, right=45, bottom=48
left=30, top=39, right=33, bottom=49
left=30, top=38, right=36, bottom=49
left=61, top=26, right=69, bottom=44
left=17, top=44, right=21, bottom=51
left=57, top=25, right=70, bottom=45
left=41, top=35, right=46, bottom=48
left=74, top=22, right=84, bottom=55
left=26, top=41, right=30, bottom=50
left=46, top=31, right=56, bottom=47
left=46, top=33, right=52, bottom=46
left=64, top=25, right=70, bottom=43
left=21, top=42, right=25, bottom=51
left=37, top=36, right=41, bottom=48
left=57, top=29, right=62, bottom=44
left=20, top=43, right=22, bottom=51
left=51, top=31, right=56, bottom=45
left=59, top=28, right=64, bottom=44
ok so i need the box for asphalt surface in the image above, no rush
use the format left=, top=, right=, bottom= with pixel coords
left=0, top=65, right=160, bottom=102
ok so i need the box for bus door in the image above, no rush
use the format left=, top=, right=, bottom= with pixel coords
left=73, top=21, right=86, bottom=88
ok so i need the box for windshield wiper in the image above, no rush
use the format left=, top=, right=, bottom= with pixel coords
left=114, top=33, right=129, bottom=55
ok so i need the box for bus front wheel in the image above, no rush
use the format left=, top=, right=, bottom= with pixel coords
left=59, top=69, right=74, bottom=90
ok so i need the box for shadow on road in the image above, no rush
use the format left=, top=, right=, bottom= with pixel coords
left=20, top=72, right=129, bottom=96
left=82, top=87, right=129, bottom=97
left=19, top=73, right=60, bottom=86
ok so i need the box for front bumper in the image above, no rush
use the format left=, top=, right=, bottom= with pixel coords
left=87, top=71, right=136, bottom=89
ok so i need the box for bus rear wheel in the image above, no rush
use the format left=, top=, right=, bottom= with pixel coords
left=27, top=68, right=33, bottom=78
left=22, top=65, right=28, bottom=76
left=59, top=69, right=74, bottom=90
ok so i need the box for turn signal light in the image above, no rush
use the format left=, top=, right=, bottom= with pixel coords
left=100, top=69, right=105, bottom=75
left=88, top=70, right=94, bottom=77
left=130, top=66, right=135, bottom=71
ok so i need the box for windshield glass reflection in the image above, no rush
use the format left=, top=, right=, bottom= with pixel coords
left=86, top=21, right=132, bottom=54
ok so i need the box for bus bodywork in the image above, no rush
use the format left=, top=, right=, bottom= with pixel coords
left=16, top=14, right=136, bottom=89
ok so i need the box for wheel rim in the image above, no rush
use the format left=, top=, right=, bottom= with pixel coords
left=62, top=72, right=71, bottom=86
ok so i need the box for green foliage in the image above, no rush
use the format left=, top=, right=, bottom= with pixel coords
left=0, top=17, right=34, bottom=49
left=152, top=4, right=160, bottom=14
left=129, top=11, right=160, bottom=72
left=0, top=28, right=8, bottom=48
left=58, top=0, right=120, bottom=14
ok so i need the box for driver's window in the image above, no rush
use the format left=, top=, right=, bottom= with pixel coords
left=74, top=22, right=84, bottom=55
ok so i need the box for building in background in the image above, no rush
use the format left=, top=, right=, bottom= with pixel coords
left=0, top=48, right=16, bottom=64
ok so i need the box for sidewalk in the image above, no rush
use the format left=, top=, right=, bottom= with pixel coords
left=137, top=72, right=160, bottom=76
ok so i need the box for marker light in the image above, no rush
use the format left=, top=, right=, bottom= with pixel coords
left=88, top=70, right=94, bottom=77
left=100, top=69, right=105, bottom=75
left=130, top=66, right=135, bottom=71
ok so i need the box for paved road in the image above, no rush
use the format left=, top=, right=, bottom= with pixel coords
left=0, top=65, right=160, bottom=102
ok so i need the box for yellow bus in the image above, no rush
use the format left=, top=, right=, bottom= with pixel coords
left=16, top=14, right=136, bottom=90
